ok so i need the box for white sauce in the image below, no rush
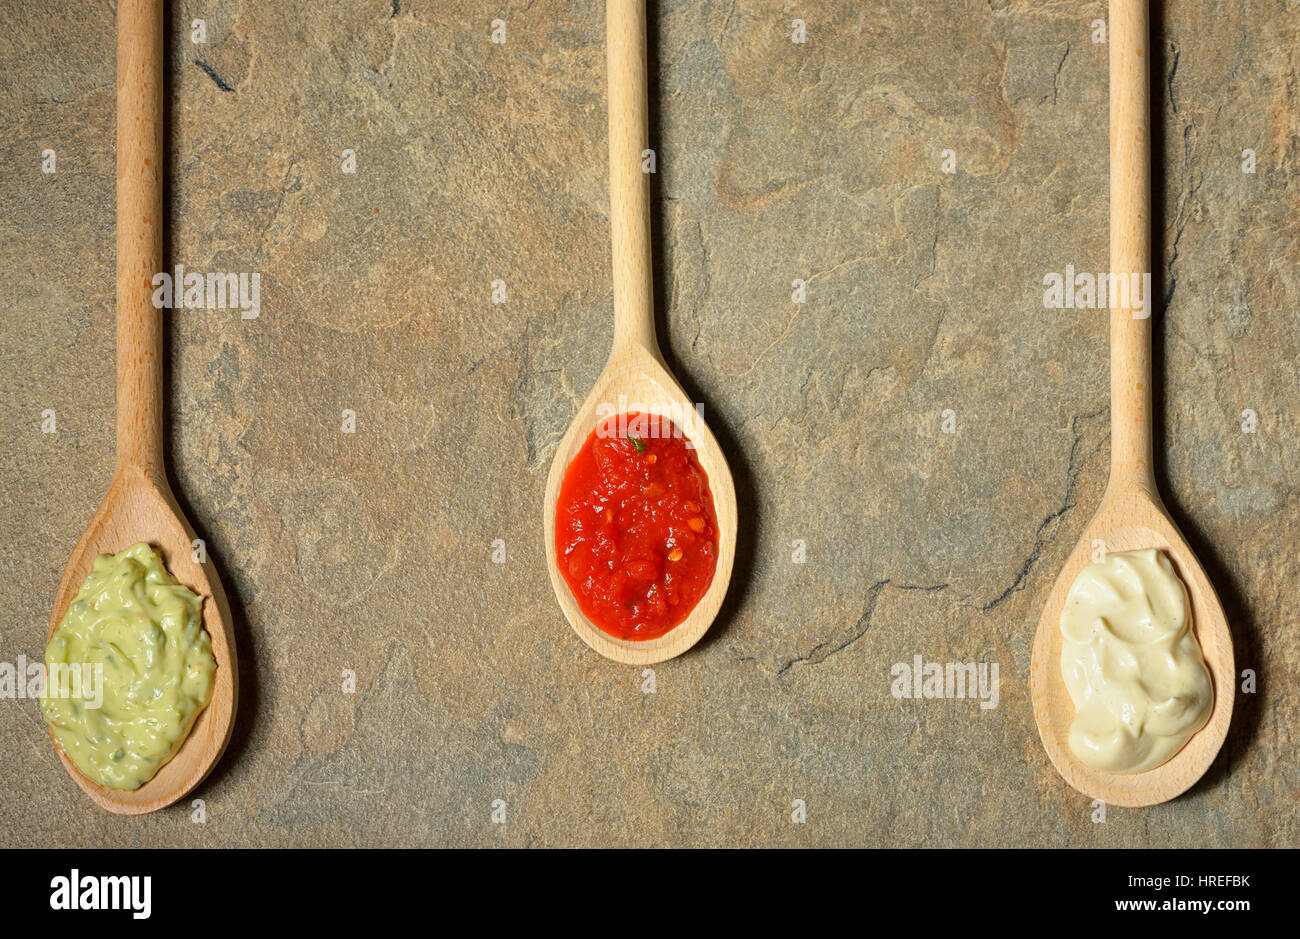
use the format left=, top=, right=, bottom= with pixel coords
left=1059, top=548, right=1212, bottom=773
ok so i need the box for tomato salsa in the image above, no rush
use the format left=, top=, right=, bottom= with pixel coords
left=555, top=412, right=719, bottom=641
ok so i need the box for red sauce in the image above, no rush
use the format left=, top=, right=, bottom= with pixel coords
left=555, top=412, right=719, bottom=641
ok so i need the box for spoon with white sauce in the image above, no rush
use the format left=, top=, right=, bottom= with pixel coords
left=543, top=0, right=738, bottom=664
left=1030, top=0, right=1233, bottom=807
left=46, top=0, right=237, bottom=814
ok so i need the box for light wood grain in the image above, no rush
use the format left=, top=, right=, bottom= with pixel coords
left=45, top=0, right=238, bottom=815
left=543, top=0, right=738, bottom=664
left=1030, top=0, right=1233, bottom=807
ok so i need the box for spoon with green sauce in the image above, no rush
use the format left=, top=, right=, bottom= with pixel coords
left=46, top=0, right=237, bottom=814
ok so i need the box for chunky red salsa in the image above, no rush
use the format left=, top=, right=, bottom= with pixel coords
left=555, top=412, right=719, bottom=641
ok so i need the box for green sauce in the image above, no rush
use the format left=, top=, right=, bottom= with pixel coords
left=41, top=542, right=216, bottom=790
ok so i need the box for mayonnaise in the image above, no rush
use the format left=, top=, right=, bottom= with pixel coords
left=41, top=542, right=216, bottom=790
left=1059, top=548, right=1212, bottom=774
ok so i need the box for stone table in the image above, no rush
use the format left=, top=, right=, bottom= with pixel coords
left=0, top=0, right=1295, bottom=847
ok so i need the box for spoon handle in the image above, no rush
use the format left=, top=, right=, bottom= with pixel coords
left=115, top=0, right=165, bottom=479
left=606, top=0, right=658, bottom=354
left=1108, top=0, right=1156, bottom=492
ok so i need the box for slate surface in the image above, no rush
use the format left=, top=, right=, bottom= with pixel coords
left=0, top=0, right=1295, bottom=847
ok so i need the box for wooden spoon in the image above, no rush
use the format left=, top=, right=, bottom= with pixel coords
left=1030, top=0, right=1233, bottom=807
left=543, top=0, right=737, bottom=665
left=45, top=0, right=238, bottom=815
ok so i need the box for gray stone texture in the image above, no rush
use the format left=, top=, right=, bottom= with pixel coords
left=0, top=0, right=1295, bottom=846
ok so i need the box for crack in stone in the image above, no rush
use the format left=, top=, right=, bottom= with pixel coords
left=980, top=407, right=1107, bottom=611
left=1166, top=43, right=1181, bottom=117
left=194, top=59, right=235, bottom=93
left=508, top=317, right=558, bottom=470
left=1161, top=42, right=1201, bottom=317
left=775, top=579, right=891, bottom=675
left=1051, top=41, right=1071, bottom=105
left=770, top=579, right=950, bottom=677
left=253, top=156, right=301, bottom=263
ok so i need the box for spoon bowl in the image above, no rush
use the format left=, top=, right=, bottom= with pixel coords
left=544, top=343, right=737, bottom=665
left=48, top=469, right=238, bottom=814
left=1031, top=484, right=1234, bottom=806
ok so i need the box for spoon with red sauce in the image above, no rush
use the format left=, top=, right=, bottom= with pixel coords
left=544, top=0, right=737, bottom=664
